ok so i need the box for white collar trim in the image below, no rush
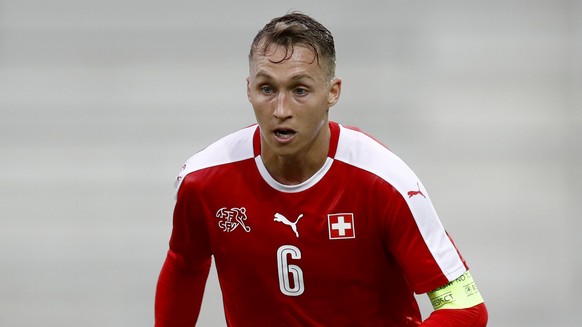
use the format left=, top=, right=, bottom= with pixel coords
left=254, top=155, right=334, bottom=193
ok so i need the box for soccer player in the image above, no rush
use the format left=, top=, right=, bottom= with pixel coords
left=155, top=12, right=488, bottom=326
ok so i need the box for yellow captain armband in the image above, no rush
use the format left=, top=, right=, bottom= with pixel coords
left=427, top=270, right=484, bottom=310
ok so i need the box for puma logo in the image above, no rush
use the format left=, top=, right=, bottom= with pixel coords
left=407, top=182, right=426, bottom=198
left=274, top=213, right=304, bottom=237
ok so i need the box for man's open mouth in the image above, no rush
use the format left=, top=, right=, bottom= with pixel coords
left=274, top=129, right=296, bottom=139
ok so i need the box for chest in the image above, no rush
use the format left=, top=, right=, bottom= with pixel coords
left=198, top=162, right=393, bottom=271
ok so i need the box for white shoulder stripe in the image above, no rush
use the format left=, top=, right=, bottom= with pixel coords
left=335, top=126, right=421, bottom=199
left=174, top=125, right=256, bottom=195
left=335, top=125, right=465, bottom=281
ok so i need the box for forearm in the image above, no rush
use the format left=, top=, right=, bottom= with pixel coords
left=421, top=302, right=488, bottom=327
left=421, top=270, right=488, bottom=326
left=155, top=251, right=211, bottom=327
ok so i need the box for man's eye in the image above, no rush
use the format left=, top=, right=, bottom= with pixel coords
left=260, top=86, right=273, bottom=94
left=294, top=88, right=308, bottom=96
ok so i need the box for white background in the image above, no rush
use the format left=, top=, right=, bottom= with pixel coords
left=1, top=0, right=580, bottom=326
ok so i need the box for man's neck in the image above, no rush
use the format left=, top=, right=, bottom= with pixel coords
left=260, top=126, right=331, bottom=185
left=263, top=153, right=328, bottom=185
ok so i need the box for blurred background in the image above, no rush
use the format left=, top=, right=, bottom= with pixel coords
left=1, top=0, right=580, bottom=326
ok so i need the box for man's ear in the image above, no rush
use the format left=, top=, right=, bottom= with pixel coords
left=246, top=77, right=251, bottom=102
left=327, top=77, right=342, bottom=108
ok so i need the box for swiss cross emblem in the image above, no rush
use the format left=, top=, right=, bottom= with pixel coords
left=327, top=213, right=355, bottom=239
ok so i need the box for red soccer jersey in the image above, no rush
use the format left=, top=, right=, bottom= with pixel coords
left=164, top=122, right=468, bottom=326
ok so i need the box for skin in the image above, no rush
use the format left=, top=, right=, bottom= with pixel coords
left=247, top=44, right=342, bottom=185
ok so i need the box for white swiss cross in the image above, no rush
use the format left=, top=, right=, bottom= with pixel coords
left=332, top=217, right=351, bottom=236
left=328, top=213, right=355, bottom=239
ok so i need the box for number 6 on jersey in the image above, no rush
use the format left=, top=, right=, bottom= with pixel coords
left=277, top=245, right=305, bottom=296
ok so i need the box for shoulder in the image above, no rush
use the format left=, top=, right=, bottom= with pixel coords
left=335, top=124, right=420, bottom=198
left=336, top=124, right=467, bottom=285
left=175, top=125, right=257, bottom=191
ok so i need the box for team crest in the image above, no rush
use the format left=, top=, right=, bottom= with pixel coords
left=216, top=207, right=251, bottom=233
left=328, top=213, right=355, bottom=239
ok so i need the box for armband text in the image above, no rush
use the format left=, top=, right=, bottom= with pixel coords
left=428, top=270, right=484, bottom=310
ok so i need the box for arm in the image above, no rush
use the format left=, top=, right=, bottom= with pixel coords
left=155, top=251, right=211, bottom=327
left=155, top=174, right=213, bottom=326
left=421, top=271, right=488, bottom=326
left=421, top=303, right=488, bottom=327
left=372, top=157, right=486, bottom=325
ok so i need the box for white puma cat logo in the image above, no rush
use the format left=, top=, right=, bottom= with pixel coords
left=274, top=213, right=304, bottom=238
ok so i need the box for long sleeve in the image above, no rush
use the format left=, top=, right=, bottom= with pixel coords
left=155, top=251, right=211, bottom=326
left=155, top=173, right=213, bottom=326
left=421, top=302, right=488, bottom=327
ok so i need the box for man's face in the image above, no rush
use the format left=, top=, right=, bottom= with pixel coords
left=247, top=44, right=341, bottom=159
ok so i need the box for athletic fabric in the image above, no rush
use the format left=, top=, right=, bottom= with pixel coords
left=156, top=122, right=471, bottom=326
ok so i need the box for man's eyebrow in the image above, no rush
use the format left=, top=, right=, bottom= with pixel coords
left=254, top=71, right=316, bottom=83
left=289, top=73, right=315, bottom=82
left=254, top=71, right=273, bottom=80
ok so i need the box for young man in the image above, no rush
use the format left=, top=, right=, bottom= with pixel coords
left=155, top=12, right=488, bottom=326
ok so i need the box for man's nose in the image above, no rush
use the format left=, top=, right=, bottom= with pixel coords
left=274, top=93, right=292, bottom=119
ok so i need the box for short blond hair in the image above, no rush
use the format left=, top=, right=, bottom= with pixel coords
left=249, top=12, right=336, bottom=80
